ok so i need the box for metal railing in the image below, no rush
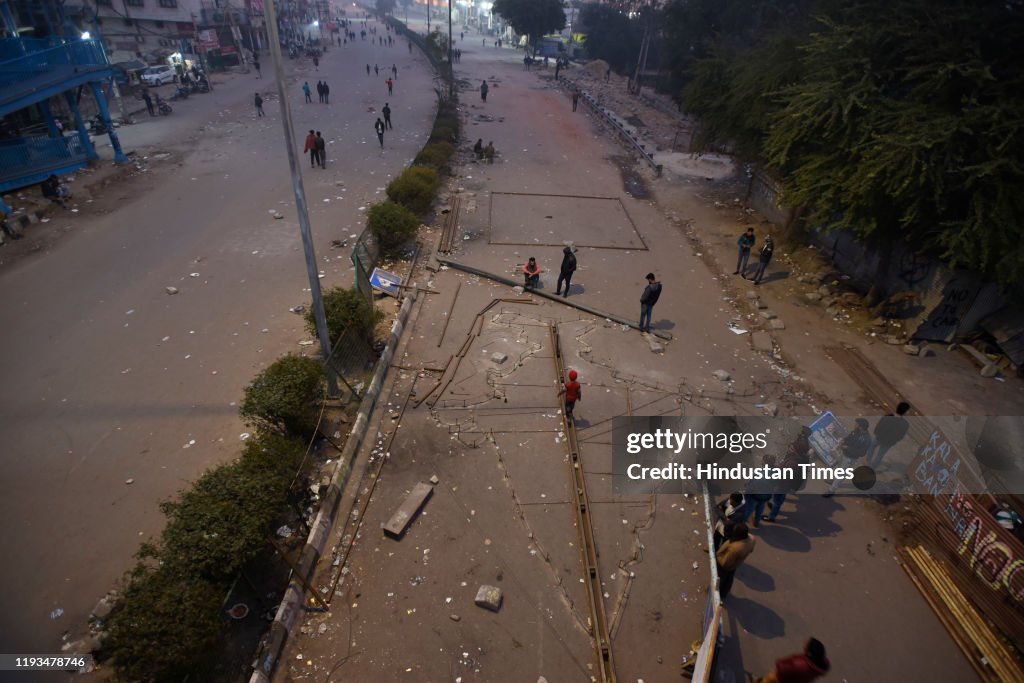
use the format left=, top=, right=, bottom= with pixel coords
left=0, top=39, right=110, bottom=90
left=0, top=134, right=89, bottom=184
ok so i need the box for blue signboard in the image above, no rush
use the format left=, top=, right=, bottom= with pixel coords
left=369, top=267, right=402, bottom=297
left=807, top=411, right=848, bottom=467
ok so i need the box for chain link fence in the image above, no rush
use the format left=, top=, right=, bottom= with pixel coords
left=324, top=325, right=379, bottom=403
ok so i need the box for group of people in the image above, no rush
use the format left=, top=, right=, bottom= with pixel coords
left=301, top=80, right=331, bottom=104
left=735, top=226, right=774, bottom=285
left=472, top=138, right=495, bottom=163
left=303, top=130, right=327, bottom=168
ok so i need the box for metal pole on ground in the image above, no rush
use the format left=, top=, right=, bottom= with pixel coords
left=263, top=0, right=341, bottom=398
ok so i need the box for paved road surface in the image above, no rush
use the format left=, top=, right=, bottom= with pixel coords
left=0, top=19, right=436, bottom=653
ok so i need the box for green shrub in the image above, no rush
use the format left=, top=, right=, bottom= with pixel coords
left=240, top=354, right=324, bottom=438
left=429, top=125, right=457, bottom=144
left=368, top=201, right=420, bottom=257
left=386, top=166, right=440, bottom=215
left=239, top=432, right=308, bottom=485
left=414, top=141, right=455, bottom=169
left=305, top=286, right=382, bottom=342
left=105, top=564, right=224, bottom=682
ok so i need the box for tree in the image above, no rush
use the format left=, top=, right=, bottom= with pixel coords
left=376, top=0, right=396, bottom=16
left=764, top=0, right=1024, bottom=293
left=578, top=3, right=642, bottom=72
left=492, top=0, right=566, bottom=54
left=305, top=286, right=383, bottom=342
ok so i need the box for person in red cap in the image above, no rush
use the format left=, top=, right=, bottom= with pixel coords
left=559, top=370, right=582, bottom=419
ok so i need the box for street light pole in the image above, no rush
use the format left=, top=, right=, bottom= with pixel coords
left=262, top=0, right=340, bottom=398
left=447, top=0, right=453, bottom=98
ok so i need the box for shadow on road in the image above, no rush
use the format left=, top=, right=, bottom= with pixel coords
left=736, top=563, right=776, bottom=592
left=754, top=524, right=812, bottom=552
left=726, top=595, right=787, bottom=640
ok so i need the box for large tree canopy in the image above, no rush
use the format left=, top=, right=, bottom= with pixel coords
left=677, top=0, right=1024, bottom=291
left=493, top=0, right=566, bottom=50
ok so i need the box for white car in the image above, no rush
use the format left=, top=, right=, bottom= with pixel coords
left=140, top=65, right=176, bottom=86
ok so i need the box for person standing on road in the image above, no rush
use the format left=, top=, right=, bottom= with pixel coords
left=556, top=246, right=577, bottom=297
left=316, top=80, right=324, bottom=103
left=254, top=92, right=264, bottom=117
left=483, top=141, right=495, bottom=163
left=868, top=402, right=911, bottom=469
left=386, top=77, right=393, bottom=95
left=473, top=138, right=483, bottom=160
left=571, top=89, right=580, bottom=112
left=713, top=492, right=747, bottom=551
left=304, top=129, right=317, bottom=167
left=823, top=418, right=873, bottom=496
left=142, top=90, right=154, bottom=116
left=314, top=131, right=326, bottom=168
left=735, top=227, right=755, bottom=276
left=322, top=81, right=330, bottom=104
left=639, top=272, right=661, bottom=333
left=303, top=81, right=312, bottom=103
left=751, top=235, right=774, bottom=285
left=382, top=103, right=392, bottom=129
left=253, top=59, right=261, bottom=78
left=374, top=64, right=379, bottom=75
left=716, top=522, right=755, bottom=600
left=746, top=454, right=777, bottom=528
left=756, top=638, right=830, bottom=683
left=366, top=63, right=371, bottom=75
left=375, top=117, right=385, bottom=148
left=765, top=426, right=811, bottom=522
left=559, top=369, right=582, bottom=420
left=480, top=79, right=489, bottom=102
left=313, top=56, right=319, bottom=71
left=391, top=64, right=398, bottom=79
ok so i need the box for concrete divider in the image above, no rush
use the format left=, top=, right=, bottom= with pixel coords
left=250, top=291, right=418, bottom=683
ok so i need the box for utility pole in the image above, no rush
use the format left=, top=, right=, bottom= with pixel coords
left=427, top=0, right=431, bottom=35
left=447, top=0, right=453, bottom=98
left=262, top=0, right=341, bottom=398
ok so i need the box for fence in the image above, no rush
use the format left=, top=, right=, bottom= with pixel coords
left=323, top=325, right=380, bottom=404
left=688, top=483, right=724, bottom=681
left=352, top=226, right=379, bottom=309
left=0, top=134, right=89, bottom=185
left=0, top=39, right=110, bottom=90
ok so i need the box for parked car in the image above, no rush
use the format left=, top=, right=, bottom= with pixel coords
left=140, top=65, right=176, bottom=86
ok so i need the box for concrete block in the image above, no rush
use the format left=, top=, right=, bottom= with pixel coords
left=769, top=319, right=785, bottom=330
left=752, top=331, right=773, bottom=352
left=759, top=310, right=777, bottom=320
left=383, top=482, right=433, bottom=539
left=474, top=584, right=503, bottom=611
left=712, top=369, right=731, bottom=381
left=490, top=351, right=508, bottom=364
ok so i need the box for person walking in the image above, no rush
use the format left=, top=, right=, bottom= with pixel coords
left=556, top=246, right=577, bottom=297
left=374, top=117, right=385, bottom=148
left=254, top=92, right=264, bottom=117
left=473, top=138, right=483, bottom=160
left=483, top=141, right=495, bottom=164
left=868, top=402, right=911, bottom=469
left=303, top=81, right=312, bottom=103
left=316, top=80, right=323, bottom=103
left=716, top=523, right=755, bottom=600
left=382, top=103, right=392, bottom=129
left=374, top=64, right=379, bottom=75
left=142, top=90, right=154, bottom=116
left=522, top=257, right=540, bottom=289
left=253, top=58, right=261, bottom=78
left=366, top=63, right=371, bottom=75
left=735, top=227, right=755, bottom=275
left=713, top=492, right=747, bottom=551
left=313, top=56, right=319, bottom=71
left=314, top=131, right=326, bottom=168
left=755, top=638, right=830, bottom=683
left=571, top=89, right=580, bottom=112
left=751, top=235, right=774, bottom=285
left=303, top=129, right=317, bottom=167
left=322, top=81, right=330, bottom=104
left=559, top=369, right=582, bottom=420
left=823, top=418, right=873, bottom=496
left=480, top=79, right=489, bottom=102
left=391, top=64, right=398, bottom=79
left=639, top=272, right=661, bottom=333
left=386, top=77, right=393, bottom=95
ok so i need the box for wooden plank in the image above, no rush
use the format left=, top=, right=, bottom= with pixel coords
left=383, top=482, right=434, bottom=539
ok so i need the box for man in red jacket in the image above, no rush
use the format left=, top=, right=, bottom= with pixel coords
left=758, top=638, right=830, bottom=683
left=559, top=370, right=582, bottom=419
left=303, top=130, right=317, bottom=168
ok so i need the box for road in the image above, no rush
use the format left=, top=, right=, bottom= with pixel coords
left=0, top=19, right=438, bottom=654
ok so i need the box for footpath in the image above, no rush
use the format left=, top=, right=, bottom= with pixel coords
left=263, top=12, right=1005, bottom=683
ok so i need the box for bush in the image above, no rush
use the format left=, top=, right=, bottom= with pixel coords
left=105, top=564, right=224, bottom=682
left=429, top=125, right=457, bottom=144
left=239, top=432, right=308, bottom=485
left=305, top=286, right=382, bottom=342
left=159, top=460, right=293, bottom=582
left=240, top=354, right=324, bottom=438
left=368, top=200, right=420, bottom=256
left=386, top=166, right=440, bottom=216
left=414, top=141, right=455, bottom=169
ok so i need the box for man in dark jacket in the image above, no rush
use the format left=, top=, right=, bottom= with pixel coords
left=751, top=235, right=774, bottom=284
left=713, top=492, right=747, bottom=550
left=868, top=401, right=911, bottom=468
left=824, top=417, right=872, bottom=496
left=756, top=638, right=830, bottom=683
left=639, top=272, right=662, bottom=333
left=735, top=227, right=755, bottom=275
left=382, top=102, right=392, bottom=129
left=556, top=246, right=577, bottom=297
left=314, top=131, right=326, bottom=168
